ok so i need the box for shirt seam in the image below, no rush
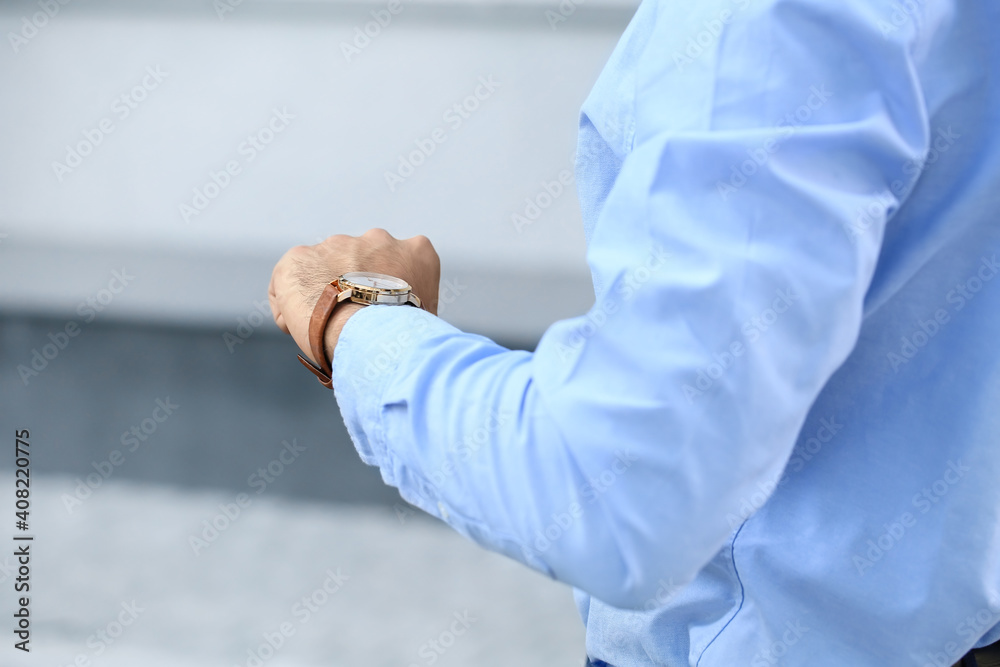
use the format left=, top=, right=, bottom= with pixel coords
left=695, top=522, right=747, bottom=666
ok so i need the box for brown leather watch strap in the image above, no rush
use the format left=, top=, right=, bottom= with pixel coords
left=296, top=279, right=348, bottom=389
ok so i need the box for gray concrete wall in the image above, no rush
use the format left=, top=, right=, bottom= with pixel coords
left=1, top=313, right=414, bottom=504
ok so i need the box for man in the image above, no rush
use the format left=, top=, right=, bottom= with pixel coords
left=269, top=0, right=1000, bottom=663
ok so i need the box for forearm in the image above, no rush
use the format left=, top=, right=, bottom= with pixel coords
left=332, top=305, right=645, bottom=604
left=330, top=292, right=822, bottom=610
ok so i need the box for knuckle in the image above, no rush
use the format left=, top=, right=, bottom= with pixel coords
left=409, top=235, right=438, bottom=258
left=363, top=227, right=393, bottom=240
left=412, top=234, right=434, bottom=249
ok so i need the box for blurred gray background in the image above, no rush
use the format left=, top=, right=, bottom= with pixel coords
left=0, top=0, right=638, bottom=665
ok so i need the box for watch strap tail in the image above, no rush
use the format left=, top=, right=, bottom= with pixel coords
left=297, top=279, right=344, bottom=389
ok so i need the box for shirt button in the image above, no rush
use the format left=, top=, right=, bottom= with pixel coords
left=437, top=501, right=449, bottom=521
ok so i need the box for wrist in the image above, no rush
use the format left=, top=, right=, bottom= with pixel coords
left=323, top=302, right=365, bottom=364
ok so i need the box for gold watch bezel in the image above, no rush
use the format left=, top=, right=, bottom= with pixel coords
left=338, top=272, right=414, bottom=306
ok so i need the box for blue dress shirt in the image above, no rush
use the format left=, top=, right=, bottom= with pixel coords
left=332, top=0, right=1000, bottom=663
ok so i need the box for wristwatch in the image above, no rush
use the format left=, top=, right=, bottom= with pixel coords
left=297, top=272, right=422, bottom=389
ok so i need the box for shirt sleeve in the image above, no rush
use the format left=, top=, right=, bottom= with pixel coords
left=331, top=0, right=930, bottom=610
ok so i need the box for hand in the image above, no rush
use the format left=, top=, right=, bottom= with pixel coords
left=268, top=229, right=440, bottom=365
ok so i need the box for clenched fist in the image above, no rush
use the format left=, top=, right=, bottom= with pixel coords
left=268, top=229, right=440, bottom=366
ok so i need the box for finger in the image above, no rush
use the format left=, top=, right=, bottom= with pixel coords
left=269, top=257, right=293, bottom=335
left=268, top=273, right=280, bottom=320
left=269, top=287, right=290, bottom=335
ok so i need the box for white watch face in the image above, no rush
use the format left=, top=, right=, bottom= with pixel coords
left=341, top=272, right=409, bottom=291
